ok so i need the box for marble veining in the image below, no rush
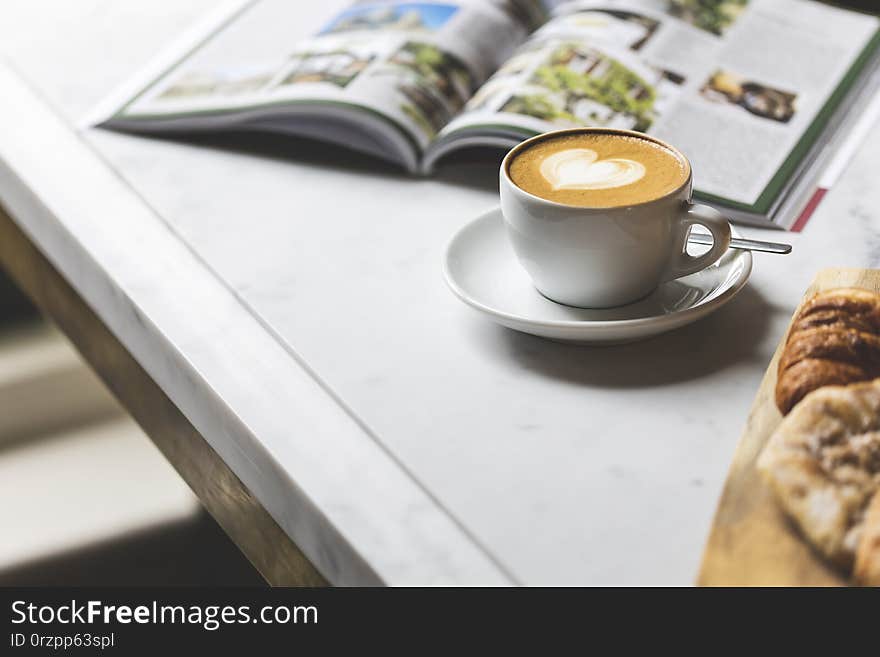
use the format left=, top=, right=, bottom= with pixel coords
left=0, top=52, right=511, bottom=584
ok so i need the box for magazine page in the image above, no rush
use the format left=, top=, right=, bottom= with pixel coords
left=433, top=0, right=880, bottom=213
left=104, top=1, right=553, bottom=163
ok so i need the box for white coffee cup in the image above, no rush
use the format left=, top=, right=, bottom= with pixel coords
left=500, top=128, right=731, bottom=308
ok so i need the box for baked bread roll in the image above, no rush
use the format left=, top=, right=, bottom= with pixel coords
left=776, top=359, right=869, bottom=416
left=776, top=288, right=880, bottom=415
left=855, top=490, right=880, bottom=586
left=779, top=327, right=880, bottom=373
left=796, top=288, right=880, bottom=328
left=791, top=309, right=877, bottom=335
left=758, top=380, right=880, bottom=569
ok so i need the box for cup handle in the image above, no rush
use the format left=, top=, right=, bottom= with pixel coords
left=661, top=202, right=732, bottom=282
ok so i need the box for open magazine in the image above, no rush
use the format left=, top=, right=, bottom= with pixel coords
left=98, top=0, right=880, bottom=228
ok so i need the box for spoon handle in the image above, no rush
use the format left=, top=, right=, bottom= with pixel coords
left=688, top=233, right=792, bottom=254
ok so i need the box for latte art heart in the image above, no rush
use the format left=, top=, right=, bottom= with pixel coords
left=539, top=148, right=646, bottom=191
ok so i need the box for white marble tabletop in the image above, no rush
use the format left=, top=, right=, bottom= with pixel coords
left=2, top=1, right=879, bottom=585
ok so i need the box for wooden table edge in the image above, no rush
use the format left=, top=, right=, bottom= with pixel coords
left=0, top=205, right=328, bottom=586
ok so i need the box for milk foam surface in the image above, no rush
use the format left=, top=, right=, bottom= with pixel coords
left=509, top=133, right=689, bottom=208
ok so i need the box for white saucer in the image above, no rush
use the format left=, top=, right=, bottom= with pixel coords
left=443, top=208, right=752, bottom=345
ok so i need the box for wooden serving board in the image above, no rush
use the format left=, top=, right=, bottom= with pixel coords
left=698, top=268, right=880, bottom=586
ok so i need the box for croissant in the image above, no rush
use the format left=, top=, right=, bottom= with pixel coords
left=775, top=288, right=880, bottom=415
left=796, top=288, right=880, bottom=330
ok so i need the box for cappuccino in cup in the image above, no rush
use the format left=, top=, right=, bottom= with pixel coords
left=508, top=132, right=690, bottom=207
left=500, top=128, right=731, bottom=309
